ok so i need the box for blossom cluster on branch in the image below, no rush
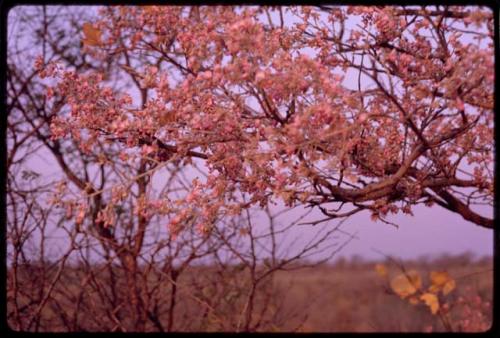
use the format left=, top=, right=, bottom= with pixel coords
left=38, top=5, right=494, bottom=234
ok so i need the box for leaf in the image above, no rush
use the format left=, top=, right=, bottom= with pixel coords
left=390, top=270, right=421, bottom=299
left=408, top=270, right=422, bottom=290
left=429, top=271, right=456, bottom=295
left=420, top=293, right=440, bottom=314
left=82, top=22, right=102, bottom=46
left=408, top=295, right=420, bottom=305
left=428, top=284, right=440, bottom=293
left=430, top=271, right=451, bottom=287
left=374, top=263, right=388, bottom=278
left=442, top=279, right=456, bottom=296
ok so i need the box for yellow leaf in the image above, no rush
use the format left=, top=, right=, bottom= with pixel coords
left=428, top=284, right=440, bottom=293
left=374, top=263, right=388, bottom=278
left=442, top=279, right=456, bottom=296
left=420, top=293, right=440, bottom=315
left=430, top=271, right=451, bottom=287
left=390, top=270, right=421, bottom=299
left=430, top=271, right=456, bottom=295
left=408, top=295, right=420, bottom=305
left=407, top=270, right=422, bottom=289
left=82, top=22, right=102, bottom=46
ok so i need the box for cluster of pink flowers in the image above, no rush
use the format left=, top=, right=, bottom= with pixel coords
left=38, top=5, right=494, bottom=235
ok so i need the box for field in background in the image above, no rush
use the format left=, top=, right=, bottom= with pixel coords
left=8, top=253, right=493, bottom=332
left=274, top=253, right=493, bottom=332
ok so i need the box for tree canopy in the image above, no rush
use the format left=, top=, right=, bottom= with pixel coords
left=38, top=5, right=494, bottom=231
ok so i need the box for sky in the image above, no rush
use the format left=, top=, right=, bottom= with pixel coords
left=246, top=195, right=494, bottom=261
left=327, top=204, right=493, bottom=260
left=8, top=5, right=495, bottom=263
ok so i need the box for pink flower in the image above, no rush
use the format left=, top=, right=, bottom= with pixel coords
left=199, top=70, right=212, bottom=81
left=387, top=49, right=397, bottom=63
left=255, top=71, right=266, bottom=83
left=358, top=113, right=368, bottom=123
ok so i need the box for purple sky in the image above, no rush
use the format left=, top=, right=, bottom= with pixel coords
left=333, top=205, right=493, bottom=260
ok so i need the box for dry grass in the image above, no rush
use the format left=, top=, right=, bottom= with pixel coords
left=8, top=253, right=493, bottom=332
left=273, top=254, right=493, bottom=332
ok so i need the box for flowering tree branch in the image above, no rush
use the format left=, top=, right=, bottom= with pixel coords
left=37, top=5, right=493, bottom=232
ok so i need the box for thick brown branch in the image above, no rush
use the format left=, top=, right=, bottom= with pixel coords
left=431, top=188, right=493, bottom=229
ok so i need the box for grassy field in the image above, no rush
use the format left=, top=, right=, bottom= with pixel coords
left=270, top=254, right=493, bottom=332
left=8, top=253, right=493, bottom=332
